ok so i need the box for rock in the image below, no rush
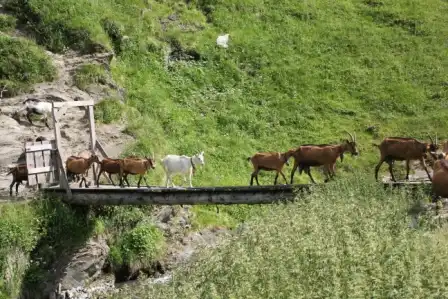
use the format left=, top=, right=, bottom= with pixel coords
left=156, top=206, right=175, bottom=223
left=60, top=277, right=117, bottom=299
left=59, top=236, right=109, bottom=291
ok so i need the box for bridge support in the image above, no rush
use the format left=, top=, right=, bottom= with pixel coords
left=41, top=181, right=431, bottom=206
left=42, top=185, right=311, bottom=206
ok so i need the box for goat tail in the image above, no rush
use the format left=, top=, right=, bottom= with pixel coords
left=246, top=157, right=252, bottom=162
left=372, top=143, right=380, bottom=148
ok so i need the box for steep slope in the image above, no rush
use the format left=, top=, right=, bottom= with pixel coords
left=113, top=176, right=448, bottom=299
left=0, top=27, right=133, bottom=195
left=2, top=0, right=448, bottom=188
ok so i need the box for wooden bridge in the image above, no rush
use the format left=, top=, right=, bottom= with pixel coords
left=39, top=181, right=431, bottom=206
left=15, top=99, right=432, bottom=207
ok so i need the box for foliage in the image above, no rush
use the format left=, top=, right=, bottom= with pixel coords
left=113, top=175, right=448, bottom=298
left=94, top=98, right=124, bottom=124
left=0, top=203, right=40, bottom=298
left=73, top=63, right=107, bottom=90
left=108, top=222, right=165, bottom=272
left=2, top=0, right=448, bottom=294
left=0, top=198, right=95, bottom=298
left=0, top=14, right=16, bottom=33
left=3, top=0, right=110, bottom=53
left=4, top=0, right=448, bottom=187
left=0, top=35, right=56, bottom=95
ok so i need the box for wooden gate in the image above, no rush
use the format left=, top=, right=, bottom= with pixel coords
left=25, top=139, right=59, bottom=188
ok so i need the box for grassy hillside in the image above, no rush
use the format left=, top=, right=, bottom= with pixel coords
left=1, top=1, right=448, bottom=296
left=113, top=175, right=448, bottom=298
left=3, top=0, right=448, bottom=187
left=0, top=35, right=56, bottom=96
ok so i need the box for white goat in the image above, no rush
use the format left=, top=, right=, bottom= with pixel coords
left=13, top=98, right=52, bottom=129
left=161, top=151, right=205, bottom=187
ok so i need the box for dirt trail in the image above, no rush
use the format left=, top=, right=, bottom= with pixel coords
left=0, top=47, right=133, bottom=196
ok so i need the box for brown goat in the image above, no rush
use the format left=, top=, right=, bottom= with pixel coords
left=290, top=131, right=359, bottom=184
left=247, top=150, right=295, bottom=186
left=120, top=156, right=156, bottom=188
left=293, top=144, right=344, bottom=183
left=431, top=159, right=448, bottom=199
left=71, top=150, right=93, bottom=182
left=66, top=154, right=100, bottom=187
left=97, top=158, right=124, bottom=187
left=374, top=135, right=439, bottom=182
left=7, top=164, right=28, bottom=196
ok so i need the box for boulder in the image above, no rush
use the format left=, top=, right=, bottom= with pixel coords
left=59, top=236, right=109, bottom=291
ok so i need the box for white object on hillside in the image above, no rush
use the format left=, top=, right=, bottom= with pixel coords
left=216, top=34, right=230, bottom=48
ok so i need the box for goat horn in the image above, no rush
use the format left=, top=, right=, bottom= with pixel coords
left=345, top=130, right=354, bottom=142
left=353, top=132, right=357, bottom=142
left=428, top=134, right=434, bottom=144
left=435, top=133, right=438, bottom=145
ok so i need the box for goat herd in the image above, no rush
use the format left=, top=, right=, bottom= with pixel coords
left=4, top=99, right=448, bottom=200
left=6, top=129, right=448, bottom=201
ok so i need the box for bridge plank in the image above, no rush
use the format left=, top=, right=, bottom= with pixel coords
left=53, top=100, right=94, bottom=108
left=45, top=184, right=322, bottom=206
left=41, top=182, right=431, bottom=206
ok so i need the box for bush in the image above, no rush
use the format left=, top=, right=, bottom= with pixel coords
left=94, top=98, right=124, bottom=124
left=115, top=175, right=448, bottom=298
left=73, top=63, right=107, bottom=90
left=109, top=222, right=165, bottom=272
left=0, top=35, right=56, bottom=95
left=0, top=204, right=41, bottom=298
left=0, top=15, right=16, bottom=33
left=4, top=0, right=110, bottom=53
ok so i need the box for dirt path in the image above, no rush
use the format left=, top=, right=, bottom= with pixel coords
left=0, top=37, right=133, bottom=197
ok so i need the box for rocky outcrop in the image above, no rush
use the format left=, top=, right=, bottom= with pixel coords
left=50, top=236, right=112, bottom=299
left=59, top=237, right=109, bottom=290
left=0, top=47, right=134, bottom=196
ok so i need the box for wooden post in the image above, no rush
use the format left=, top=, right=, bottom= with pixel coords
left=52, top=102, right=72, bottom=199
left=94, top=140, right=114, bottom=185
left=88, top=105, right=97, bottom=186
left=47, top=100, right=111, bottom=189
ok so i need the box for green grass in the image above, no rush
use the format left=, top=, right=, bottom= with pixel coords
left=94, top=98, right=124, bottom=124
left=0, top=198, right=95, bottom=298
left=73, top=63, right=107, bottom=91
left=2, top=1, right=448, bottom=294
left=0, top=35, right=56, bottom=96
left=0, top=15, right=16, bottom=33
left=4, top=0, right=448, bottom=187
left=0, top=200, right=167, bottom=297
left=108, top=221, right=165, bottom=275
left=113, top=175, right=448, bottom=298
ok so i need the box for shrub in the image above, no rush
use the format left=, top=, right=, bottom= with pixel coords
left=94, top=98, right=124, bottom=124
left=4, top=0, right=110, bottom=53
left=115, top=175, right=448, bottom=298
left=0, top=35, right=56, bottom=95
left=0, top=15, right=16, bottom=33
left=0, top=204, right=41, bottom=298
left=73, top=63, right=107, bottom=90
left=108, top=222, right=165, bottom=272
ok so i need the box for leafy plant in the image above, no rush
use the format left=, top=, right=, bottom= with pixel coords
left=73, top=63, right=107, bottom=90
left=115, top=175, right=448, bottom=298
left=94, top=98, right=124, bottom=124
left=0, top=15, right=16, bottom=33
left=0, top=35, right=56, bottom=95
left=108, top=222, right=165, bottom=272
